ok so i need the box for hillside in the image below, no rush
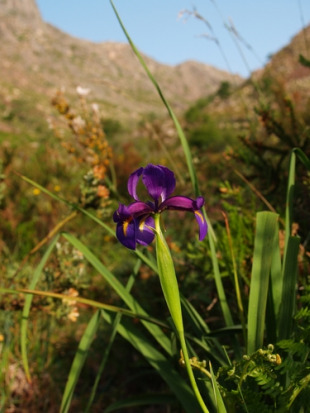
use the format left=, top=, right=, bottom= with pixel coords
left=206, top=25, right=310, bottom=124
left=0, top=0, right=242, bottom=130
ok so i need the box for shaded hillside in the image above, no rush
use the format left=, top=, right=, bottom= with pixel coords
left=0, top=0, right=242, bottom=130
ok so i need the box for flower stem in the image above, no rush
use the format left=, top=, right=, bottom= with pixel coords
left=154, top=214, right=210, bottom=413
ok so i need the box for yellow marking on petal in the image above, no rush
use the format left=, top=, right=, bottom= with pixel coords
left=123, top=217, right=132, bottom=236
left=194, top=210, right=203, bottom=221
left=139, top=219, right=145, bottom=232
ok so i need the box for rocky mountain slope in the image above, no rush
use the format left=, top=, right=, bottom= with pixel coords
left=0, top=0, right=241, bottom=126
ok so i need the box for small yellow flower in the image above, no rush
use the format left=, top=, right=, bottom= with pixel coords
left=0, top=334, right=4, bottom=342
left=33, top=188, right=41, bottom=196
left=54, top=185, right=61, bottom=192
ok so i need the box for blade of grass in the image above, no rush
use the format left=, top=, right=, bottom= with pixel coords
left=109, top=1, right=197, bottom=193
left=181, top=296, right=227, bottom=365
left=277, top=235, right=300, bottom=341
left=109, top=1, right=233, bottom=333
left=62, top=232, right=172, bottom=355
left=247, top=211, right=279, bottom=354
left=13, top=288, right=168, bottom=330
left=100, top=310, right=202, bottom=413
left=222, top=211, right=246, bottom=343
left=20, top=235, right=59, bottom=382
left=266, top=228, right=282, bottom=343
left=209, top=362, right=227, bottom=413
left=103, top=394, right=177, bottom=413
left=284, top=151, right=296, bottom=256
left=84, top=259, right=141, bottom=412
left=293, top=147, right=310, bottom=170
left=60, top=310, right=101, bottom=413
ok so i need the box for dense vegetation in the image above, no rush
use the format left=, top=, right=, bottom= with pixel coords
left=1, top=4, right=310, bottom=413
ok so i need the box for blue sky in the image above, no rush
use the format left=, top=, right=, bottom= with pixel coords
left=36, top=0, right=310, bottom=77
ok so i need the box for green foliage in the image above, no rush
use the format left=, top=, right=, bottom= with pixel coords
left=184, top=96, right=236, bottom=151
left=216, top=81, right=232, bottom=99
left=299, top=53, right=310, bottom=68
left=217, top=345, right=283, bottom=412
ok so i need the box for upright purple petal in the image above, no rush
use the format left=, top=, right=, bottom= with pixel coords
left=136, top=216, right=155, bottom=246
left=142, top=164, right=175, bottom=203
left=158, top=165, right=176, bottom=201
left=127, top=167, right=143, bottom=201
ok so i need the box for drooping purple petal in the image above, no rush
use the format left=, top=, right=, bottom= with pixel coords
left=115, top=218, right=136, bottom=249
left=194, top=209, right=208, bottom=241
left=142, top=164, right=175, bottom=203
left=127, top=167, right=143, bottom=201
left=128, top=201, right=153, bottom=217
left=113, top=203, right=131, bottom=223
left=136, top=216, right=155, bottom=246
left=160, top=195, right=197, bottom=211
left=113, top=204, right=136, bottom=249
left=160, top=195, right=207, bottom=241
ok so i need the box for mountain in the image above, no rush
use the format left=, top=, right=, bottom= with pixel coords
left=0, top=0, right=242, bottom=128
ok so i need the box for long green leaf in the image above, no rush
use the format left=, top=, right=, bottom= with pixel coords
left=109, top=0, right=197, bottom=193
left=284, top=151, right=296, bottom=255
left=293, top=147, right=310, bottom=170
left=109, top=0, right=232, bottom=338
left=247, top=211, right=279, bottom=354
left=15, top=289, right=168, bottom=329
left=62, top=232, right=172, bottom=355
left=209, top=362, right=227, bottom=413
left=104, top=394, right=176, bottom=413
left=278, top=235, right=300, bottom=340
left=101, top=310, right=201, bottom=413
left=21, top=235, right=59, bottom=381
left=181, top=296, right=227, bottom=365
left=283, top=148, right=309, bottom=263
left=60, top=310, right=101, bottom=413
left=84, top=259, right=141, bottom=412
left=266, top=228, right=282, bottom=343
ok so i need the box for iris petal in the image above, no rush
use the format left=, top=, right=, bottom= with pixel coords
left=113, top=203, right=131, bottom=223
left=128, top=201, right=153, bottom=217
left=194, top=196, right=205, bottom=209
left=115, top=217, right=136, bottom=249
left=142, top=164, right=176, bottom=203
left=136, top=216, right=155, bottom=246
left=160, top=195, right=197, bottom=211
left=127, top=167, right=143, bottom=201
left=194, top=210, right=208, bottom=241
left=158, top=165, right=176, bottom=201
left=114, top=165, right=207, bottom=249
left=160, top=196, right=207, bottom=241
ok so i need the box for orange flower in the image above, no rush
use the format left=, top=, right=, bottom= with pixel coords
left=97, top=185, right=110, bottom=199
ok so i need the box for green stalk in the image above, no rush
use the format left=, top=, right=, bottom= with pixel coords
left=154, top=214, right=210, bottom=413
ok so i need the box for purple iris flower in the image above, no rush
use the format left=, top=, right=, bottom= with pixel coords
left=113, top=164, right=208, bottom=250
